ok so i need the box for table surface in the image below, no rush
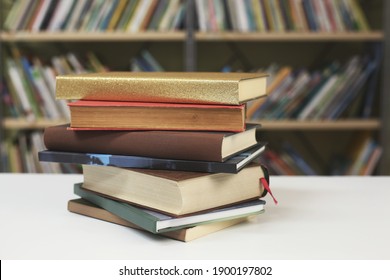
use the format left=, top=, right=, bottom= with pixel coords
left=1, top=174, right=389, bottom=260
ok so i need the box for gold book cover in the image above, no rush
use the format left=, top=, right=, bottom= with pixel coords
left=56, top=72, right=268, bottom=105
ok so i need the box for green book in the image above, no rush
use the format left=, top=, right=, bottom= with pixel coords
left=73, top=183, right=265, bottom=234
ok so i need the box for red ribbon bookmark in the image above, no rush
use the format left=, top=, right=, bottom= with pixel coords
left=260, top=177, right=278, bottom=205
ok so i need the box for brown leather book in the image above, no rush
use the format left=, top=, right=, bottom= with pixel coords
left=43, top=123, right=260, bottom=162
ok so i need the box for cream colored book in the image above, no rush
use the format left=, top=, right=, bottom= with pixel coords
left=55, top=72, right=268, bottom=105
left=68, top=198, right=253, bottom=242
left=81, top=163, right=268, bottom=216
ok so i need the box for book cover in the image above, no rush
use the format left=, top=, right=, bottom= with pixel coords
left=38, top=143, right=265, bottom=174
left=55, top=72, right=268, bottom=105
left=81, top=163, right=269, bottom=216
left=68, top=100, right=246, bottom=132
left=68, top=198, right=252, bottom=242
left=73, top=183, right=266, bottom=234
left=43, top=124, right=260, bottom=162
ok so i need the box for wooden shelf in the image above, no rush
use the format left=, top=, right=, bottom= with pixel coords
left=0, top=31, right=384, bottom=42
left=2, top=118, right=380, bottom=131
left=251, top=119, right=381, bottom=130
left=2, top=118, right=69, bottom=130
left=196, top=31, right=384, bottom=41
left=0, top=31, right=186, bottom=42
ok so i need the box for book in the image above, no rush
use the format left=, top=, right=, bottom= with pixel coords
left=68, top=198, right=252, bottom=242
left=81, top=163, right=269, bottom=216
left=55, top=72, right=268, bottom=105
left=68, top=100, right=246, bottom=132
left=246, top=66, right=292, bottom=120
left=43, top=124, right=260, bottom=162
left=73, top=183, right=266, bottom=234
left=38, top=143, right=266, bottom=174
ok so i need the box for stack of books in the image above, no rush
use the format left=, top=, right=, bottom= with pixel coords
left=39, top=71, right=274, bottom=242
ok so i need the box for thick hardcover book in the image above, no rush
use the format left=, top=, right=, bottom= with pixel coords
left=43, top=124, right=260, bottom=162
left=38, top=143, right=266, bottom=174
left=55, top=72, right=268, bottom=105
left=68, top=198, right=252, bottom=242
left=73, top=183, right=265, bottom=234
left=68, top=100, right=246, bottom=132
left=81, top=163, right=269, bottom=216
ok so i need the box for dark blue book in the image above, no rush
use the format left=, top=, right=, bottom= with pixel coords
left=302, top=0, right=318, bottom=31
left=361, top=44, right=383, bottom=118
left=38, top=143, right=266, bottom=174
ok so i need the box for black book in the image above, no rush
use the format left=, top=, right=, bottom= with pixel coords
left=38, top=143, right=266, bottom=174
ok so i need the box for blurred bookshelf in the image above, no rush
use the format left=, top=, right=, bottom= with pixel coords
left=0, top=0, right=388, bottom=175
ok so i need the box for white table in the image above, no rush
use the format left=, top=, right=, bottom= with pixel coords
left=1, top=174, right=389, bottom=260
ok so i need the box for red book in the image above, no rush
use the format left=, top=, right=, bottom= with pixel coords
left=68, top=100, right=246, bottom=132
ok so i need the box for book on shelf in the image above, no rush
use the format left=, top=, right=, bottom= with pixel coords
left=80, top=162, right=269, bottom=216
left=55, top=72, right=268, bottom=105
left=43, top=123, right=260, bottom=162
left=192, top=0, right=370, bottom=32
left=345, top=132, right=382, bottom=175
left=131, top=50, right=165, bottom=72
left=246, top=66, right=292, bottom=120
left=73, top=183, right=266, bottom=234
left=68, top=198, right=253, bottom=242
left=248, top=55, right=379, bottom=121
left=3, top=0, right=371, bottom=33
left=38, top=143, right=266, bottom=174
left=67, top=100, right=246, bottom=132
left=361, top=145, right=383, bottom=175
left=1, top=47, right=110, bottom=120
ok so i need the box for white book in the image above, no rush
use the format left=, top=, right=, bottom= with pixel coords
left=41, top=66, right=71, bottom=120
left=159, top=0, right=181, bottom=31
left=235, top=0, right=249, bottom=32
left=195, top=0, right=208, bottom=32
left=126, top=0, right=152, bottom=32
left=65, top=0, right=87, bottom=31
left=47, top=0, right=75, bottom=31
left=30, top=65, right=62, bottom=119
left=66, top=53, right=86, bottom=74
left=226, top=0, right=239, bottom=31
left=298, top=75, right=339, bottom=120
left=6, top=60, right=35, bottom=121
left=31, top=0, right=52, bottom=32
